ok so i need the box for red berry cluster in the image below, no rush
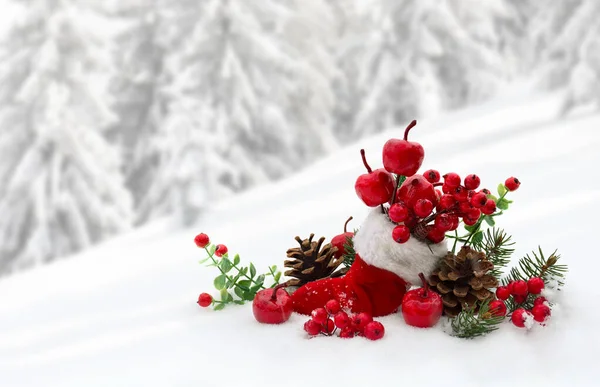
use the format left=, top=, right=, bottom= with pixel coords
left=494, top=277, right=551, bottom=328
left=303, top=299, right=385, bottom=341
left=354, top=120, right=520, bottom=244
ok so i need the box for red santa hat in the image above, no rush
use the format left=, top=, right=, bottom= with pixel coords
left=291, top=208, right=448, bottom=317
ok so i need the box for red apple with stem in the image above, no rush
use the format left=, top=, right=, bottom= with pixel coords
left=401, top=273, right=443, bottom=328
left=382, top=120, right=425, bottom=177
left=252, top=284, right=293, bottom=324
left=355, top=149, right=395, bottom=209
left=331, top=217, right=354, bottom=258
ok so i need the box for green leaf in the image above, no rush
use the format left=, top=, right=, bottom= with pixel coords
left=472, top=231, right=483, bottom=245
left=198, top=257, right=211, bottom=264
left=274, top=272, right=282, bottom=283
left=497, top=183, right=507, bottom=196
left=233, top=300, right=245, bottom=305
left=233, top=254, right=241, bottom=266
left=496, top=198, right=510, bottom=210
left=270, top=265, right=278, bottom=272
left=214, top=274, right=227, bottom=290
left=238, top=280, right=252, bottom=290
left=255, top=274, right=265, bottom=286
left=249, top=263, right=257, bottom=279
left=234, top=286, right=245, bottom=299
left=487, top=194, right=498, bottom=202
left=214, top=303, right=225, bottom=311
left=464, top=224, right=478, bottom=233
left=484, top=216, right=495, bottom=227
left=220, top=289, right=233, bottom=302
left=219, top=257, right=233, bottom=273
left=250, top=284, right=263, bottom=293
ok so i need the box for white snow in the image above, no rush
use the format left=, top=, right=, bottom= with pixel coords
left=1, top=88, right=599, bottom=386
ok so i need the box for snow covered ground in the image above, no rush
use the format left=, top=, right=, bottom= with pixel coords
left=1, top=88, right=600, bottom=387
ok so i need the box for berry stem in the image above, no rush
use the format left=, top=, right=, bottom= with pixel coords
left=432, top=182, right=443, bottom=187
left=390, top=174, right=406, bottom=206
left=343, top=216, right=353, bottom=233
left=359, top=149, right=372, bottom=173
left=418, top=272, right=429, bottom=297
left=205, top=246, right=266, bottom=291
left=270, top=283, right=288, bottom=302
left=403, top=120, right=417, bottom=141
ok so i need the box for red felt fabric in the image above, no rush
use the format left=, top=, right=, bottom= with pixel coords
left=291, top=254, right=409, bottom=317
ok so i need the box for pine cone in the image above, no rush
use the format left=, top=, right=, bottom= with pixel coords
left=428, top=246, right=498, bottom=317
left=284, top=234, right=348, bottom=287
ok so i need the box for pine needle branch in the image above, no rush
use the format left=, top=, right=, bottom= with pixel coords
left=451, top=299, right=505, bottom=339
left=342, top=229, right=358, bottom=268
left=502, top=247, right=567, bottom=288
left=473, top=228, right=514, bottom=278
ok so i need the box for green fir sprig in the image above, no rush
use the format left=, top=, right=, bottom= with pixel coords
left=199, top=243, right=282, bottom=310
left=342, top=229, right=358, bottom=268
left=451, top=299, right=505, bottom=339
left=472, top=228, right=515, bottom=278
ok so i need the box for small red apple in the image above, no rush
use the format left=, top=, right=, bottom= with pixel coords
left=330, top=217, right=354, bottom=258
left=382, top=120, right=425, bottom=177
left=252, top=284, right=293, bottom=324
left=401, top=273, right=443, bottom=328
left=398, top=175, right=437, bottom=210
left=355, top=149, right=395, bottom=207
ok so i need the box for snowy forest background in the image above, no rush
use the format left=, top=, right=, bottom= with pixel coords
left=0, top=0, right=598, bottom=277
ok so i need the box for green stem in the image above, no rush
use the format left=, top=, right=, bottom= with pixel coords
left=204, top=247, right=264, bottom=292
left=463, top=191, right=509, bottom=246
left=452, top=230, right=459, bottom=253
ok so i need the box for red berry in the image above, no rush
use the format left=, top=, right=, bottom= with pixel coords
left=325, top=299, right=341, bottom=314
left=423, top=169, right=441, bottom=183
left=466, top=208, right=481, bottom=221
left=481, top=199, right=496, bottom=215
left=511, top=280, right=528, bottom=296
left=448, top=215, right=460, bottom=231
left=488, top=300, right=507, bottom=317
left=197, top=293, right=213, bottom=308
left=443, top=173, right=461, bottom=188
left=388, top=202, right=409, bottom=223
left=533, top=297, right=548, bottom=307
left=506, top=281, right=514, bottom=293
left=339, top=328, right=355, bottom=339
left=194, top=233, right=210, bottom=248
left=452, top=186, right=469, bottom=202
left=464, top=174, right=481, bottom=190
left=511, top=308, right=533, bottom=328
left=427, top=226, right=446, bottom=244
left=351, top=313, right=373, bottom=334
left=438, top=194, right=457, bottom=210
left=434, top=213, right=453, bottom=232
left=321, top=318, right=335, bottom=334
left=527, top=277, right=545, bottom=295
left=215, top=244, right=228, bottom=257
left=479, top=188, right=491, bottom=195
left=414, top=199, right=434, bottom=218
left=463, top=216, right=478, bottom=226
left=496, top=286, right=511, bottom=301
left=470, top=192, right=488, bottom=208
left=311, top=308, right=328, bottom=324
left=392, top=225, right=411, bottom=244
left=458, top=201, right=472, bottom=214
left=531, top=304, right=551, bottom=323
left=505, top=177, right=521, bottom=191
left=442, top=183, right=452, bottom=194
left=334, top=311, right=350, bottom=329
left=304, top=319, right=321, bottom=336
left=363, top=321, right=385, bottom=341
left=513, top=294, right=527, bottom=304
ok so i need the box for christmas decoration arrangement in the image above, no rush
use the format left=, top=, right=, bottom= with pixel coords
left=194, top=120, right=568, bottom=340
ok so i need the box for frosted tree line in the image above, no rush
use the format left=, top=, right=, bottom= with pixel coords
left=0, top=0, right=598, bottom=274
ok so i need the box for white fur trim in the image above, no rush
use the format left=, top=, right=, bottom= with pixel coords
left=353, top=208, right=448, bottom=285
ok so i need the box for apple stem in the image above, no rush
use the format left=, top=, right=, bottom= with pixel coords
left=359, top=149, right=372, bottom=173
left=418, top=272, right=429, bottom=297
left=403, top=120, right=417, bottom=141
left=270, top=283, right=288, bottom=302
left=343, top=216, right=353, bottom=233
